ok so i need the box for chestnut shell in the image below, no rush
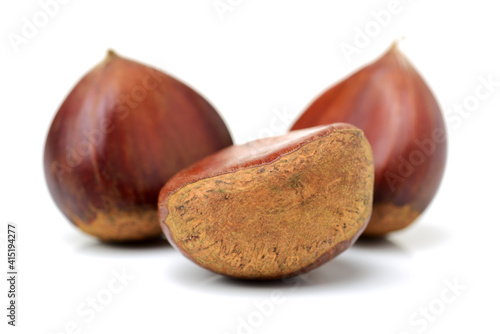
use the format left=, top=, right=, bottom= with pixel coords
left=292, top=45, right=447, bottom=236
left=44, top=51, right=233, bottom=241
left=159, top=124, right=374, bottom=279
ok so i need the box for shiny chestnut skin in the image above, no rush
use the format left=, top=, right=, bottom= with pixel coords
left=44, top=51, right=233, bottom=242
left=159, top=124, right=374, bottom=280
left=292, top=44, right=447, bottom=236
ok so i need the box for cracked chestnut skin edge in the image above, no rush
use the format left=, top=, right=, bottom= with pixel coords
left=158, top=123, right=374, bottom=280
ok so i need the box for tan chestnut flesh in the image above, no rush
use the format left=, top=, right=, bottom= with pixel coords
left=292, top=44, right=447, bottom=236
left=158, top=124, right=374, bottom=280
left=44, top=51, right=233, bottom=242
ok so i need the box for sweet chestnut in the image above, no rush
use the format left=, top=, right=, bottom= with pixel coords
left=44, top=51, right=233, bottom=241
left=292, top=44, right=447, bottom=236
left=159, top=124, right=374, bottom=279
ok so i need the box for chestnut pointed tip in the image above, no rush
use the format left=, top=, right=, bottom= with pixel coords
left=380, top=39, right=412, bottom=64
left=383, top=41, right=402, bottom=59
left=93, top=50, right=121, bottom=69
left=387, top=37, right=407, bottom=53
left=378, top=40, right=414, bottom=72
left=100, top=49, right=121, bottom=66
left=106, top=49, right=119, bottom=58
left=389, top=41, right=399, bottom=52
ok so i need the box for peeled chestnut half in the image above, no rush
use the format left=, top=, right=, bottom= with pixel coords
left=292, top=44, right=447, bottom=236
left=44, top=51, right=232, bottom=242
left=159, top=124, right=374, bottom=280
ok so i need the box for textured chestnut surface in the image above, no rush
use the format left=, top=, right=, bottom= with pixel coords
left=292, top=44, right=447, bottom=236
left=44, top=51, right=233, bottom=241
left=159, top=124, right=374, bottom=280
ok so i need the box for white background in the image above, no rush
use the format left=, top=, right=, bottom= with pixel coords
left=1, top=1, right=499, bottom=333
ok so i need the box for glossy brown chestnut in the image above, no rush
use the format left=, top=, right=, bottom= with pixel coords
left=158, top=124, right=374, bottom=280
left=292, top=44, right=447, bottom=236
left=44, top=51, right=233, bottom=242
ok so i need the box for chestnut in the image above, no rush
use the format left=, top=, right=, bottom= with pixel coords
left=158, top=124, right=374, bottom=280
left=291, top=44, right=447, bottom=236
left=44, top=51, right=233, bottom=242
